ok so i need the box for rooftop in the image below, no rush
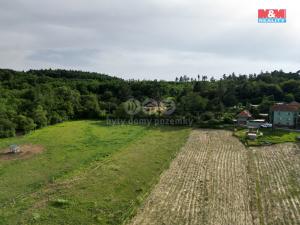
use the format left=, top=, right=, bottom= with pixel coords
left=237, top=110, right=252, bottom=118
left=271, top=102, right=300, bottom=112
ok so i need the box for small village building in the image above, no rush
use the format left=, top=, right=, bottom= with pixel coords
left=270, top=101, right=300, bottom=128
left=247, top=132, right=257, bottom=140
left=247, top=119, right=266, bottom=128
left=237, top=110, right=252, bottom=126
left=247, top=127, right=260, bottom=140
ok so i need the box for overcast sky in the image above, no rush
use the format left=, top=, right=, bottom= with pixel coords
left=0, top=0, right=299, bottom=80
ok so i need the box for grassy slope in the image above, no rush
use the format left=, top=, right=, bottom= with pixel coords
left=0, top=121, right=190, bottom=225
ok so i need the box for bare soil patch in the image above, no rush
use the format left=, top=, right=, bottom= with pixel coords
left=0, top=144, right=44, bottom=161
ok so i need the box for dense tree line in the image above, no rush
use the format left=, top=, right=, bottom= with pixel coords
left=1, top=68, right=300, bottom=137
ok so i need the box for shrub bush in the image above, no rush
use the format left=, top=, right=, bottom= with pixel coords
left=0, top=118, right=16, bottom=138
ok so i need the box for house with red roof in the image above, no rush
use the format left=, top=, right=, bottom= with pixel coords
left=270, top=101, right=300, bottom=128
left=237, top=110, right=252, bottom=126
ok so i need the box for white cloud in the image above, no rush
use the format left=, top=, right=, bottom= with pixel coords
left=0, top=0, right=299, bottom=80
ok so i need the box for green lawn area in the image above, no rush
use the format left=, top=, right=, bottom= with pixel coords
left=234, top=128, right=300, bottom=146
left=0, top=121, right=191, bottom=225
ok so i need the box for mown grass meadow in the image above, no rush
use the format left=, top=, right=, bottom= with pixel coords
left=0, top=121, right=190, bottom=225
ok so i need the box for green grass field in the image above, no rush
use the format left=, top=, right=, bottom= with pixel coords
left=0, top=121, right=191, bottom=225
left=234, top=128, right=300, bottom=146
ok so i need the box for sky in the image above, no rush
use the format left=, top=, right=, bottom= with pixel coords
left=0, top=0, right=299, bottom=80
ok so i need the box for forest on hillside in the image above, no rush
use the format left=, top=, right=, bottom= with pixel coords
left=1, top=68, right=300, bottom=137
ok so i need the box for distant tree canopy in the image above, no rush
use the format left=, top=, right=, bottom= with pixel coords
left=0, top=68, right=300, bottom=137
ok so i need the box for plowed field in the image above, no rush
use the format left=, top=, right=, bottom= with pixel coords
left=129, top=130, right=300, bottom=225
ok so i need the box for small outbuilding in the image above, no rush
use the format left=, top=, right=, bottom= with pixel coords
left=246, top=127, right=261, bottom=140
left=247, top=133, right=257, bottom=140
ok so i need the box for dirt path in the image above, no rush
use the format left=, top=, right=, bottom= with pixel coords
left=129, top=130, right=253, bottom=225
